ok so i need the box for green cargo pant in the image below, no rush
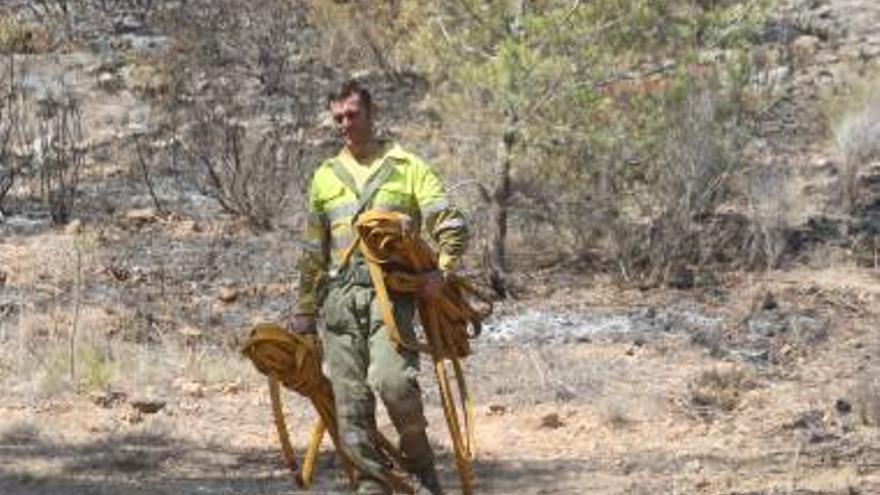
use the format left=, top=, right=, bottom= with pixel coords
left=320, top=282, right=435, bottom=495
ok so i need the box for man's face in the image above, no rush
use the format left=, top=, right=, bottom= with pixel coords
left=330, top=93, right=372, bottom=150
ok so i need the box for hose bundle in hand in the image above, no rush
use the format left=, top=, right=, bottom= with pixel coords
left=242, top=323, right=345, bottom=487
left=242, top=323, right=411, bottom=492
left=340, top=209, right=492, bottom=495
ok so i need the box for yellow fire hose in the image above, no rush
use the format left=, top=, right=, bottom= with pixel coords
left=243, top=210, right=490, bottom=494
left=242, top=324, right=413, bottom=493
left=342, top=210, right=491, bottom=495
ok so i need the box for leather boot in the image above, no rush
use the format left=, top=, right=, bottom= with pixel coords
left=414, top=466, right=443, bottom=495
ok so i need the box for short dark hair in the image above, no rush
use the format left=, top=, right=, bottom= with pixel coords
left=328, top=80, right=372, bottom=108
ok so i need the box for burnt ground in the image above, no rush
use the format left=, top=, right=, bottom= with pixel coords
left=0, top=259, right=878, bottom=495
left=1, top=0, right=880, bottom=494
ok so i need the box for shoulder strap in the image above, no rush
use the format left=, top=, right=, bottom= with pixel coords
left=356, top=158, right=397, bottom=217
left=329, top=159, right=359, bottom=197
left=329, top=157, right=399, bottom=222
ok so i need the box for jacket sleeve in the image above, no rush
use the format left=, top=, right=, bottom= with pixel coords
left=295, top=175, right=330, bottom=316
left=412, top=158, right=468, bottom=273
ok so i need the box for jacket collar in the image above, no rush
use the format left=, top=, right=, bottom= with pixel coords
left=337, top=140, right=406, bottom=164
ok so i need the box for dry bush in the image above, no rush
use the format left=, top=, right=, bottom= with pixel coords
left=10, top=84, right=88, bottom=225
left=41, top=339, right=113, bottom=395
left=21, top=0, right=76, bottom=48
left=0, top=15, right=36, bottom=54
left=180, top=111, right=309, bottom=230
left=831, top=82, right=880, bottom=213
left=34, top=94, right=86, bottom=225
left=0, top=235, right=106, bottom=395
left=609, top=85, right=746, bottom=284
left=124, top=59, right=173, bottom=100
left=150, top=0, right=319, bottom=228
left=178, top=341, right=255, bottom=385
left=689, top=366, right=753, bottom=413
left=103, top=324, right=256, bottom=394
left=803, top=243, right=853, bottom=269
left=650, top=89, right=741, bottom=275
left=132, top=133, right=164, bottom=213
left=0, top=18, right=52, bottom=56
left=0, top=54, right=25, bottom=213
left=742, top=166, right=799, bottom=270
left=2, top=230, right=103, bottom=397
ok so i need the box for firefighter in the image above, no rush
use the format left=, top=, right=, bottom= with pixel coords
left=290, top=80, right=467, bottom=495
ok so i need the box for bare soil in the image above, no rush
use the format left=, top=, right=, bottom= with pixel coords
left=1, top=266, right=878, bottom=495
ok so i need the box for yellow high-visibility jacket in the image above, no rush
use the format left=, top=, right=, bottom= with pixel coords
left=295, top=142, right=468, bottom=315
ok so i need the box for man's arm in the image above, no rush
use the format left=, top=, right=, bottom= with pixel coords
left=413, top=158, right=468, bottom=274
left=292, top=178, right=330, bottom=331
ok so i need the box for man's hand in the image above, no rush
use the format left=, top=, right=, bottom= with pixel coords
left=420, top=270, right=446, bottom=300
left=288, top=314, right=317, bottom=334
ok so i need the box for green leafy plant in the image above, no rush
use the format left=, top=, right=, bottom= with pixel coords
left=307, top=1, right=770, bottom=288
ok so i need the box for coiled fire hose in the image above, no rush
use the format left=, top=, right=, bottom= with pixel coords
left=244, top=210, right=490, bottom=494
left=242, top=324, right=412, bottom=493
left=340, top=210, right=492, bottom=495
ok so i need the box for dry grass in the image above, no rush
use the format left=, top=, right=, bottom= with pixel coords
left=0, top=232, right=96, bottom=288
left=7, top=305, right=117, bottom=397
left=0, top=215, right=270, bottom=403
left=2, top=301, right=257, bottom=400
left=689, top=366, right=754, bottom=413
left=461, top=344, right=611, bottom=409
